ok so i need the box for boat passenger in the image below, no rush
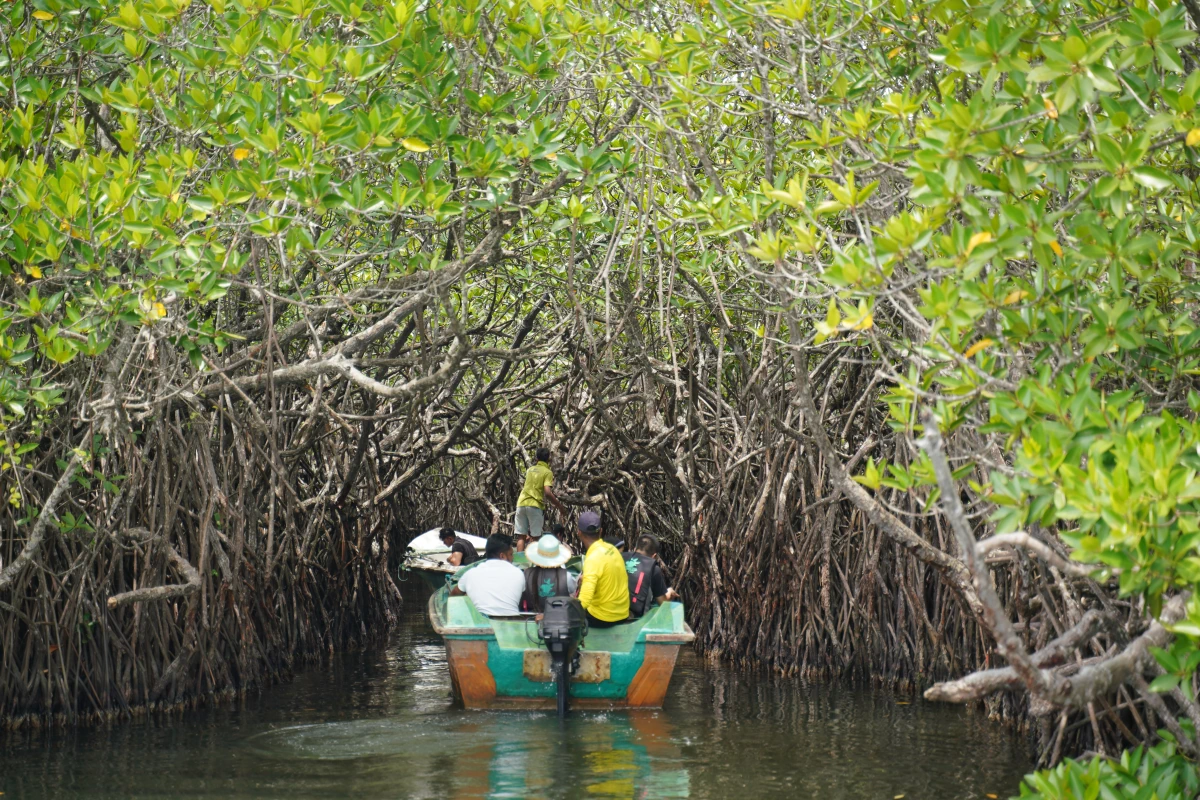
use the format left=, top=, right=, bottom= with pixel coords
left=575, top=511, right=630, bottom=628
left=622, top=534, right=679, bottom=619
left=515, top=447, right=567, bottom=541
left=521, top=534, right=578, bottom=613
left=439, top=527, right=479, bottom=567
left=450, top=535, right=524, bottom=616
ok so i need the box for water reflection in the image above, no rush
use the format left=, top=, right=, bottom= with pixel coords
left=233, top=706, right=688, bottom=799
left=0, top=606, right=1030, bottom=800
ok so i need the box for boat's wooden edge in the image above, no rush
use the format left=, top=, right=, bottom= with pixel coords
left=431, top=593, right=696, bottom=644
left=461, top=695, right=669, bottom=711
left=427, top=590, right=497, bottom=636
left=404, top=556, right=457, bottom=574
left=427, top=591, right=448, bottom=634
left=645, top=622, right=695, bottom=644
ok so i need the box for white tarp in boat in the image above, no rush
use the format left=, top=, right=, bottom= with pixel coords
left=406, top=528, right=488, bottom=554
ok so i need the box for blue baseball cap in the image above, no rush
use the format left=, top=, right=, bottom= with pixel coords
left=577, top=511, right=602, bottom=534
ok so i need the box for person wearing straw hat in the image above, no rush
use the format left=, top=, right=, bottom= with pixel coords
left=520, top=534, right=578, bottom=614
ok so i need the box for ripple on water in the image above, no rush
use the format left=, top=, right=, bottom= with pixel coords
left=0, top=608, right=1034, bottom=800
left=246, top=719, right=451, bottom=761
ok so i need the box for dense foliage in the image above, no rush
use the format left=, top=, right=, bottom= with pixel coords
left=5, top=0, right=1200, bottom=790
left=1017, top=738, right=1200, bottom=800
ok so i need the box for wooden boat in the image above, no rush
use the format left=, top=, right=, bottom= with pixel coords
left=403, top=529, right=586, bottom=590
left=427, top=577, right=695, bottom=710
left=401, top=529, right=489, bottom=590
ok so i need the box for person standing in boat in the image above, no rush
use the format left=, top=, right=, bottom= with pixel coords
left=439, top=527, right=479, bottom=567
left=515, top=447, right=567, bottom=541
left=622, top=534, right=678, bottom=619
left=450, top=535, right=524, bottom=617
left=575, top=511, right=630, bottom=628
left=520, top=533, right=578, bottom=613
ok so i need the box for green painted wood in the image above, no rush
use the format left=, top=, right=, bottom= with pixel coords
left=432, top=584, right=691, bottom=701
left=485, top=639, right=642, bottom=700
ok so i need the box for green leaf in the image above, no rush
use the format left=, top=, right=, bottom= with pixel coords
left=1147, top=674, right=1180, bottom=693
left=1131, top=166, right=1173, bottom=191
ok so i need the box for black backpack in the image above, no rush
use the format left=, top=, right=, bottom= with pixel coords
left=623, top=552, right=656, bottom=618
left=521, top=567, right=571, bottom=613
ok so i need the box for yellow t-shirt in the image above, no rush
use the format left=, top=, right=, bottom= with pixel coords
left=517, top=461, right=554, bottom=509
left=577, top=539, right=630, bottom=622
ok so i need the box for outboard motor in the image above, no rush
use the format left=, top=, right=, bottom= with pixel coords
left=537, top=597, right=588, bottom=718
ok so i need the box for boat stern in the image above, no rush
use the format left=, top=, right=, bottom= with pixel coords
left=428, top=590, right=694, bottom=710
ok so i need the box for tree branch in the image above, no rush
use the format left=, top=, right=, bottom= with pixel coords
left=918, top=410, right=1056, bottom=701
left=924, top=610, right=1107, bottom=702
left=107, top=533, right=201, bottom=610
left=785, top=321, right=981, bottom=612
left=0, top=454, right=81, bottom=593
left=1053, top=593, right=1189, bottom=709
left=926, top=595, right=1190, bottom=709
left=373, top=295, right=549, bottom=504
left=977, top=532, right=1095, bottom=578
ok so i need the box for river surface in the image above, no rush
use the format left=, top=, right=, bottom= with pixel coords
left=1, top=602, right=1034, bottom=799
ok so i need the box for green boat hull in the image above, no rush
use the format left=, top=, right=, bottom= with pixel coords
left=428, top=584, right=694, bottom=710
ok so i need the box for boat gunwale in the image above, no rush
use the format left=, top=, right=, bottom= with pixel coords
left=427, top=591, right=695, bottom=644
left=405, top=555, right=458, bottom=574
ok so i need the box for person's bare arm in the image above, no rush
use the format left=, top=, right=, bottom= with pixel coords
left=544, top=484, right=567, bottom=517
left=446, top=551, right=463, bottom=566
left=653, top=588, right=679, bottom=605
left=450, top=586, right=466, bottom=597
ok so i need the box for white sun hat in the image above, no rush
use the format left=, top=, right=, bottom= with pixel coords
left=526, top=534, right=572, bottom=568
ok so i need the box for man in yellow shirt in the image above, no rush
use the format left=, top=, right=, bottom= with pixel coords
left=575, top=511, right=629, bottom=627
left=515, top=447, right=567, bottom=540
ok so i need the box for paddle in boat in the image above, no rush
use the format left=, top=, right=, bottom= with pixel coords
left=427, top=559, right=695, bottom=712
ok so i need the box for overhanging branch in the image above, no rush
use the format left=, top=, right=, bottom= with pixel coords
left=107, top=531, right=202, bottom=610
left=0, top=454, right=81, bottom=593
left=918, top=411, right=1056, bottom=700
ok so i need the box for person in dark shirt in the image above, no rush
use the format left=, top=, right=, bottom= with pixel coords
left=439, top=527, right=479, bottom=567
left=520, top=533, right=577, bottom=613
left=622, top=534, right=678, bottom=619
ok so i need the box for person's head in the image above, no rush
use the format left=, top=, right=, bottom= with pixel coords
left=535, top=446, right=551, bottom=464
left=577, top=510, right=603, bottom=545
left=485, top=534, right=514, bottom=562
left=439, top=527, right=456, bottom=545
left=634, top=534, right=660, bottom=557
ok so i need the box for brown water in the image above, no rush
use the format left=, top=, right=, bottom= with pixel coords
left=1, top=604, right=1033, bottom=799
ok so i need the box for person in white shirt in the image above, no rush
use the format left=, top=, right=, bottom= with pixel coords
left=450, top=534, right=525, bottom=617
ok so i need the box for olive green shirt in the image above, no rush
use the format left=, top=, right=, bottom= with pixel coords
left=517, top=461, right=554, bottom=509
